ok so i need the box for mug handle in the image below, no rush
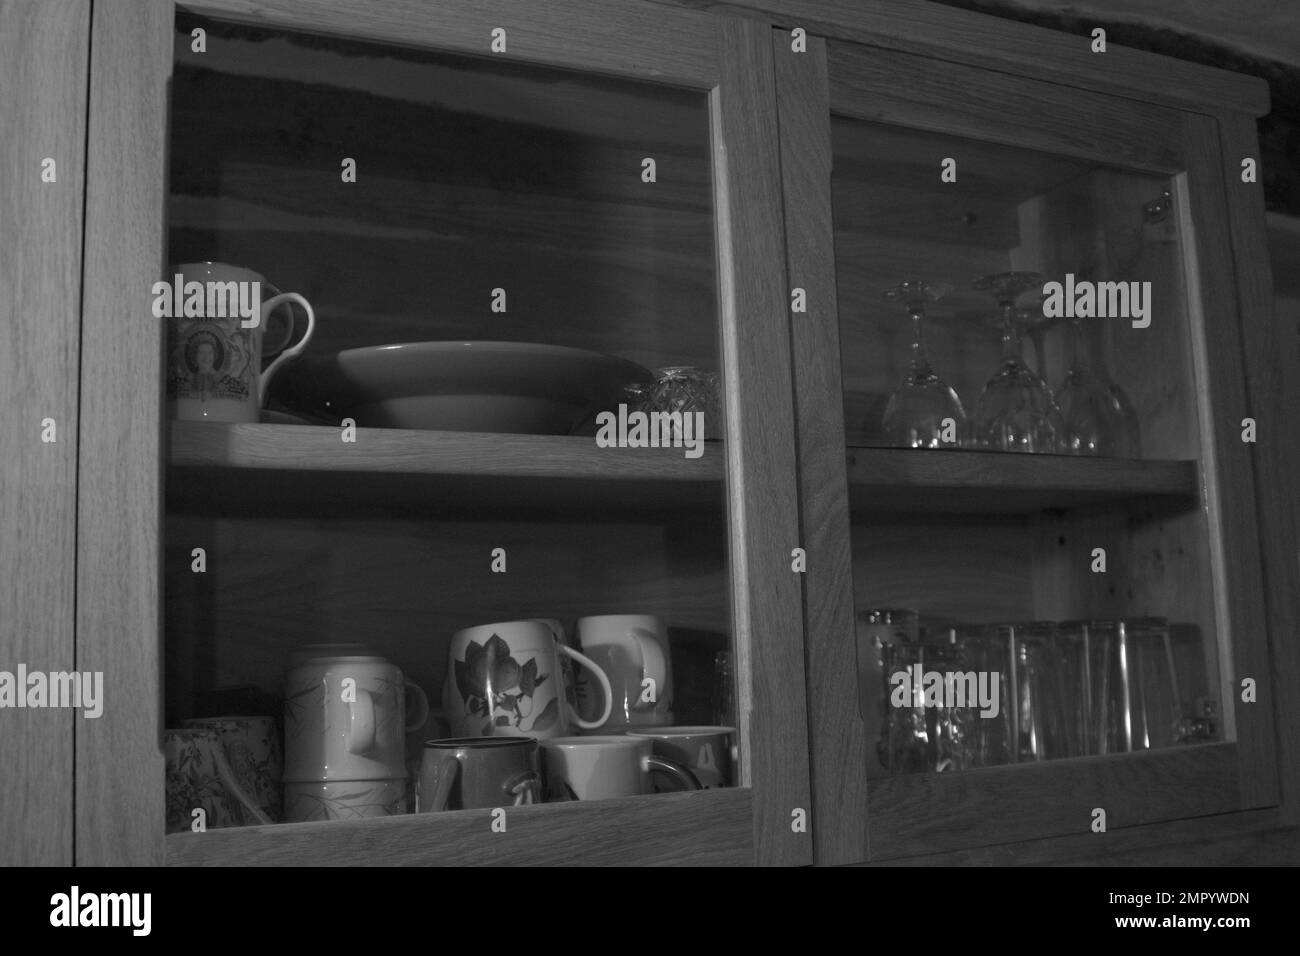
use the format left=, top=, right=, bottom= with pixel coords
left=644, top=755, right=702, bottom=791
left=345, top=689, right=376, bottom=755
left=559, top=645, right=613, bottom=730
left=404, top=680, right=430, bottom=732
left=628, top=627, right=668, bottom=711
left=504, top=770, right=540, bottom=806
left=210, top=743, right=273, bottom=826
left=258, top=292, right=315, bottom=402
left=418, top=754, right=460, bottom=813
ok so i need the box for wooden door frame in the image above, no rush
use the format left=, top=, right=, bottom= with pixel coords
left=77, top=0, right=813, bottom=865
left=775, top=31, right=1285, bottom=862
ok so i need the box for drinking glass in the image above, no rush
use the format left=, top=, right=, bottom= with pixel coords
left=879, top=281, right=966, bottom=449
left=971, top=272, right=1063, bottom=453
left=1055, top=316, right=1140, bottom=457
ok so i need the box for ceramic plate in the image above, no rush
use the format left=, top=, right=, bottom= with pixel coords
left=270, top=342, right=652, bottom=434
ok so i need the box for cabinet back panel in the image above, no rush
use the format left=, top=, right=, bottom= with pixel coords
left=164, top=510, right=728, bottom=725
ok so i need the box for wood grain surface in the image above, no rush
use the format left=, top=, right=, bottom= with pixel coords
left=868, top=742, right=1242, bottom=859
left=0, top=0, right=88, bottom=867
left=187, top=0, right=719, bottom=87
left=774, top=32, right=868, bottom=866
left=1177, top=112, right=1278, bottom=806
left=846, top=450, right=1197, bottom=513
left=1217, top=113, right=1300, bottom=823
left=876, top=807, right=1299, bottom=866
left=166, top=788, right=752, bottom=866
left=75, top=0, right=172, bottom=866
left=712, top=16, right=814, bottom=865
left=646, top=0, right=1269, bottom=115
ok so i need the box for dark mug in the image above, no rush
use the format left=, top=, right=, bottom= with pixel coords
left=627, top=725, right=737, bottom=790
left=415, top=737, right=540, bottom=812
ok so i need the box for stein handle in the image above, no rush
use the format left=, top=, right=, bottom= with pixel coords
left=644, top=755, right=702, bottom=791
left=403, top=680, right=430, bottom=732
left=258, top=292, right=315, bottom=402
left=418, top=754, right=460, bottom=813
left=345, top=689, right=376, bottom=755
left=211, top=743, right=273, bottom=826
left=628, top=627, right=668, bottom=711
left=559, top=645, right=613, bottom=730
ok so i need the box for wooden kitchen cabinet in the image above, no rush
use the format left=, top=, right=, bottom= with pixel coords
left=21, top=0, right=1294, bottom=867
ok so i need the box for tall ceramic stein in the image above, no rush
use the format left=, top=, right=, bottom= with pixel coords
left=282, top=644, right=429, bottom=821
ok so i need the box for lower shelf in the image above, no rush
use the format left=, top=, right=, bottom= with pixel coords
left=166, top=787, right=752, bottom=866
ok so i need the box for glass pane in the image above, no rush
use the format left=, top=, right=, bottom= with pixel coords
left=162, top=13, right=736, bottom=834
left=833, top=118, right=1221, bottom=777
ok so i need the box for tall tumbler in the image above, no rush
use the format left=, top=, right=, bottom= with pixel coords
left=997, top=622, right=1079, bottom=762
left=1079, top=618, right=1186, bottom=753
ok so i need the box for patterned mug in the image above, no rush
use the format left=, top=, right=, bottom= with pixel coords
left=183, top=715, right=283, bottom=822
left=443, top=620, right=612, bottom=739
left=164, top=728, right=272, bottom=833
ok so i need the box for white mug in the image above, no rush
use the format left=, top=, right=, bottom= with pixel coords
left=166, top=261, right=315, bottom=422
left=575, top=615, right=673, bottom=732
left=444, top=620, right=612, bottom=739
left=540, top=735, right=700, bottom=801
left=283, top=645, right=429, bottom=785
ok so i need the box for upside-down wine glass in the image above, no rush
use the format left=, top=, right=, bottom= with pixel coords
left=971, top=271, right=1063, bottom=453
left=880, top=280, right=966, bottom=449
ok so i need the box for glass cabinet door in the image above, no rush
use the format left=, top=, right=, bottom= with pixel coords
left=81, top=1, right=810, bottom=865
left=774, top=32, right=1277, bottom=863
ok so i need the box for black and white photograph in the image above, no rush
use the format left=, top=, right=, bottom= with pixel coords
left=1, top=0, right=1297, bottom=927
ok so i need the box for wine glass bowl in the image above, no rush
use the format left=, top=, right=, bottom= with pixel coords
left=971, top=272, right=1063, bottom=454
left=879, top=280, right=966, bottom=449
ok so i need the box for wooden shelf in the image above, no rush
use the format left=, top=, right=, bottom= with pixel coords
left=166, top=423, right=1200, bottom=516
left=166, top=421, right=724, bottom=514
left=165, top=788, right=751, bottom=866
left=847, top=447, right=1200, bottom=513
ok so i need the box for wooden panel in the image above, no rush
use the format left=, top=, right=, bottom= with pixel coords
left=868, top=743, right=1241, bottom=859
left=76, top=0, right=172, bottom=866
left=1218, top=114, right=1300, bottom=824
left=646, top=0, right=1269, bottom=116
left=185, top=0, right=719, bottom=87
left=827, top=42, right=1186, bottom=175
left=162, top=511, right=730, bottom=727
left=847, top=450, right=1197, bottom=513
left=712, top=17, right=813, bottom=865
left=166, top=788, right=752, bottom=865
left=876, top=807, right=1297, bottom=866
left=774, top=34, right=867, bottom=865
left=1177, top=113, right=1278, bottom=807
left=0, top=0, right=88, bottom=866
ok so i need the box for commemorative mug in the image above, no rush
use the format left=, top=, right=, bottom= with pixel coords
left=182, top=715, right=283, bottom=822
left=415, top=737, right=540, bottom=812
left=540, top=735, right=701, bottom=801
left=443, top=620, right=612, bottom=739
left=626, top=725, right=737, bottom=790
left=282, top=645, right=430, bottom=785
left=164, top=727, right=272, bottom=833
left=575, top=615, right=673, bottom=732
left=165, top=261, right=316, bottom=422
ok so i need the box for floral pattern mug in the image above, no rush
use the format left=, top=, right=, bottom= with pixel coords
left=444, top=621, right=612, bottom=739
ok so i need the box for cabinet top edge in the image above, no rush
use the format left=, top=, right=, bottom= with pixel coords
left=653, top=0, right=1271, bottom=117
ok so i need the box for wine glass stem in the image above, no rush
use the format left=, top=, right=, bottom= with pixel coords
left=909, top=308, right=931, bottom=372
left=1069, top=318, right=1089, bottom=374
left=999, top=303, right=1022, bottom=364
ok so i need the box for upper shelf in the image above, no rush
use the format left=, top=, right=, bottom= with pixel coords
left=846, top=446, right=1199, bottom=513
left=167, top=421, right=723, bottom=513
left=167, top=422, right=1200, bottom=516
